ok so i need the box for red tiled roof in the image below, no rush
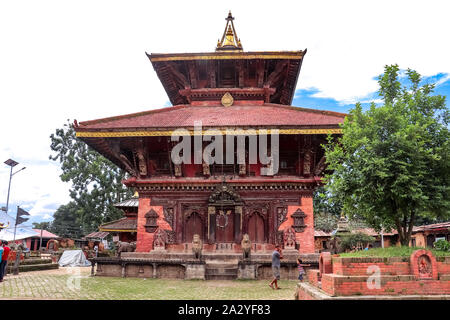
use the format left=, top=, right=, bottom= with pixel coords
left=314, top=230, right=332, bottom=237
left=76, top=104, right=346, bottom=131
left=352, top=228, right=397, bottom=236
left=84, top=231, right=109, bottom=239
left=99, top=217, right=137, bottom=232
left=413, top=222, right=450, bottom=233
left=314, top=228, right=398, bottom=237
left=32, top=229, right=60, bottom=239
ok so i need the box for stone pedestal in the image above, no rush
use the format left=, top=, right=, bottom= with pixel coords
left=184, top=264, right=206, bottom=280
left=238, top=264, right=256, bottom=279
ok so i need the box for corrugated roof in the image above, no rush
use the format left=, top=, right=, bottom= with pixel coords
left=114, top=198, right=139, bottom=208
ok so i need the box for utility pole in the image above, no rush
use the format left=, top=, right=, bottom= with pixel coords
left=39, top=228, right=43, bottom=251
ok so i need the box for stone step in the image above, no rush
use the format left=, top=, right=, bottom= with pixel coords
left=205, top=274, right=237, bottom=280
left=205, top=268, right=238, bottom=276
left=7, top=263, right=59, bottom=273
left=205, top=261, right=238, bottom=268
left=12, top=258, right=53, bottom=266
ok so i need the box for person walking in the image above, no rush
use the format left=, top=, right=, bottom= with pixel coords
left=269, top=245, right=283, bottom=290
left=0, top=241, right=10, bottom=282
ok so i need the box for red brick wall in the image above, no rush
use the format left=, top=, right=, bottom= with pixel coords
left=307, top=269, right=320, bottom=287
left=321, top=273, right=450, bottom=296
left=136, top=196, right=173, bottom=252
left=332, top=257, right=411, bottom=276
left=438, top=259, right=450, bottom=274
left=278, top=194, right=315, bottom=254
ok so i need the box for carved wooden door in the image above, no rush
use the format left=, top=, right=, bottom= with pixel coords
left=248, top=213, right=265, bottom=243
left=215, top=209, right=235, bottom=242
left=185, top=212, right=203, bottom=243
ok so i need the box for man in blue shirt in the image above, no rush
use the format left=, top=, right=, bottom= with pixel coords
left=269, top=245, right=283, bottom=290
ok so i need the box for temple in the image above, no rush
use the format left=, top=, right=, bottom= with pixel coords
left=74, top=12, right=346, bottom=279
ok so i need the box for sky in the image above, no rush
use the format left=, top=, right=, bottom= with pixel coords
left=0, top=0, right=449, bottom=230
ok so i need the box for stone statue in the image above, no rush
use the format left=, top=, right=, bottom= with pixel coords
left=192, top=234, right=203, bottom=259
left=153, top=228, right=167, bottom=251
left=283, top=227, right=297, bottom=250
left=116, top=241, right=136, bottom=256
left=241, top=234, right=251, bottom=260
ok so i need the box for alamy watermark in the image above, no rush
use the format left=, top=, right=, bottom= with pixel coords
left=170, top=121, right=280, bottom=175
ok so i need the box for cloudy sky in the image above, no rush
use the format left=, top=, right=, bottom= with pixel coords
left=1, top=0, right=449, bottom=229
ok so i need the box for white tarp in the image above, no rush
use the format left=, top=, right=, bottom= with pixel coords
left=58, top=250, right=91, bottom=267
left=0, top=211, right=37, bottom=241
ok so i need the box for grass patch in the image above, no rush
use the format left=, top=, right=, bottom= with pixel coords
left=339, top=246, right=450, bottom=258
left=0, top=273, right=299, bottom=300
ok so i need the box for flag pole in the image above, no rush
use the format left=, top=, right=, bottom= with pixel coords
left=13, top=206, right=18, bottom=243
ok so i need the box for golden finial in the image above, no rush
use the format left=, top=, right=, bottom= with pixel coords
left=216, top=11, right=243, bottom=51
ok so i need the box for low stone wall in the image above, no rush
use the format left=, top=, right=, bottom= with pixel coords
left=332, top=257, right=411, bottom=276
left=296, top=282, right=450, bottom=300
left=307, top=269, right=320, bottom=286
left=297, top=250, right=450, bottom=299
left=321, top=274, right=450, bottom=296
left=92, top=253, right=318, bottom=280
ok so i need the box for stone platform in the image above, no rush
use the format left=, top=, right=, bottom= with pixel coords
left=91, top=251, right=319, bottom=280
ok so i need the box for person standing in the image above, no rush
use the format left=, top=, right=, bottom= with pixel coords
left=0, top=241, right=10, bottom=282
left=297, top=258, right=311, bottom=282
left=269, top=245, right=283, bottom=290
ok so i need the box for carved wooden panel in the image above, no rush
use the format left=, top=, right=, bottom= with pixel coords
left=248, top=213, right=264, bottom=243
left=163, top=207, right=174, bottom=229
left=185, top=212, right=204, bottom=243
left=276, top=207, right=288, bottom=228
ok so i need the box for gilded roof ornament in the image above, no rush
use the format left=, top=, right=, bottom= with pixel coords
left=221, top=92, right=234, bottom=107
left=216, top=11, right=243, bottom=51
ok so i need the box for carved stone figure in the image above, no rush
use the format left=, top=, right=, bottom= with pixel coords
left=283, top=227, right=297, bottom=250
left=241, top=234, right=251, bottom=259
left=418, top=255, right=432, bottom=277
left=116, top=241, right=137, bottom=256
left=153, top=228, right=167, bottom=250
left=192, top=234, right=203, bottom=259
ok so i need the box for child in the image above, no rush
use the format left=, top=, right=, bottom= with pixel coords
left=297, top=258, right=310, bottom=282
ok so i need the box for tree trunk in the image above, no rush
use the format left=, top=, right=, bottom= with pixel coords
left=396, top=211, right=415, bottom=246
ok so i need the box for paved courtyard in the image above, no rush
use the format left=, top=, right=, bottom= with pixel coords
left=0, top=267, right=298, bottom=300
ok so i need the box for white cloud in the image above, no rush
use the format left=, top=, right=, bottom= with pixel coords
left=1, top=0, right=449, bottom=222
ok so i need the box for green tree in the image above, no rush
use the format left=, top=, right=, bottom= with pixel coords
left=324, top=65, right=450, bottom=246
left=32, top=222, right=51, bottom=230
left=49, top=120, right=133, bottom=234
left=313, top=186, right=341, bottom=232
left=50, top=202, right=84, bottom=239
